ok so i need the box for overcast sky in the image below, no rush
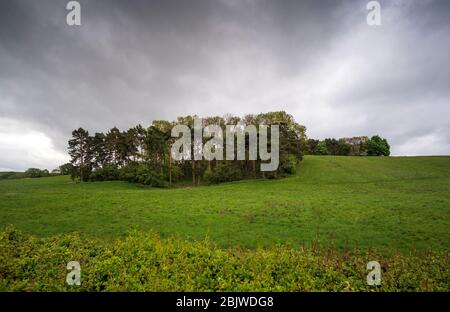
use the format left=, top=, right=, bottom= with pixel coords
left=1, top=0, right=449, bottom=171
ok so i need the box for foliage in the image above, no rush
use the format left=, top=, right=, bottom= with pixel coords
left=59, top=163, right=75, bottom=176
left=67, top=111, right=307, bottom=186
left=203, top=162, right=243, bottom=184
left=278, top=154, right=298, bottom=175
left=90, top=165, right=120, bottom=182
left=307, top=136, right=382, bottom=156
left=68, top=128, right=92, bottom=182
left=367, top=135, right=391, bottom=156
left=317, top=141, right=329, bottom=155
left=121, top=163, right=167, bottom=188
left=0, top=226, right=448, bottom=292
left=25, top=168, right=50, bottom=178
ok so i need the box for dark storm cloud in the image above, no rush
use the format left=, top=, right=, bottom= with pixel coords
left=0, top=0, right=450, bottom=170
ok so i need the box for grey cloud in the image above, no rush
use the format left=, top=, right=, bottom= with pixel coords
left=1, top=0, right=449, bottom=170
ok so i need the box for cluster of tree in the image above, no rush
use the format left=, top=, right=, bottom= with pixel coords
left=0, top=167, right=69, bottom=180
left=67, top=112, right=307, bottom=187
left=24, top=168, right=51, bottom=178
left=306, top=135, right=390, bottom=156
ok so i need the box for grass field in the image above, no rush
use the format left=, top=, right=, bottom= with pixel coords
left=1, top=156, right=449, bottom=252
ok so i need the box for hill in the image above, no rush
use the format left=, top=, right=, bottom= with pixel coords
left=1, top=156, right=449, bottom=251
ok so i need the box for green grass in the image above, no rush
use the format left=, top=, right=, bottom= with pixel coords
left=1, top=156, right=449, bottom=252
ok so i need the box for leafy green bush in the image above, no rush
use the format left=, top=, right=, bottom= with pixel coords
left=0, top=226, right=448, bottom=292
left=204, top=163, right=243, bottom=184
left=279, top=154, right=298, bottom=175
left=119, top=163, right=167, bottom=187
left=90, top=165, right=120, bottom=182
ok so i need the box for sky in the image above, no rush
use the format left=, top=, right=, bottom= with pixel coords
left=0, top=0, right=449, bottom=171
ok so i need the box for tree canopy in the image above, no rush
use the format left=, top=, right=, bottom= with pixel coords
left=67, top=111, right=307, bottom=186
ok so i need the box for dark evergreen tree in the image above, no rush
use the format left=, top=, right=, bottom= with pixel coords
left=68, top=128, right=92, bottom=182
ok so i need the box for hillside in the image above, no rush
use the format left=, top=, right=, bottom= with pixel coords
left=1, top=156, right=449, bottom=251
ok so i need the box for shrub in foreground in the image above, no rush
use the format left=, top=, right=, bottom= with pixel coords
left=0, top=226, right=448, bottom=292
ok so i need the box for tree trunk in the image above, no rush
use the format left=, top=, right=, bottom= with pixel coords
left=169, top=151, right=172, bottom=187
left=80, top=144, right=84, bottom=183
left=192, top=160, right=195, bottom=186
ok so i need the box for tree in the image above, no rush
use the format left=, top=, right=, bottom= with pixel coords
left=51, top=169, right=61, bottom=175
left=307, top=139, right=319, bottom=155
left=152, top=120, right=175, bottom=186
left=91, top=133, right=110, bottom=168
left=317, top=141, right=328, bottom=155
left=324, top=138, right=340, bottom=155
left=68, top=128, right=92, bottom=182
left=367, top=135, right=390, bottom=156
left=337, top=139, right=351, bottom=156
left=176, top=115, right=197, bottom=186
left=105, top=127, right=122, bottom=166
left=143, top=126, right=166, bottom=172
left=25, top=168, right=49, bottom=178
left=59, top=163, right=74, bottom=175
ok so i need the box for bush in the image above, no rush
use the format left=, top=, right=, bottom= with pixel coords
left=204, top=163, right=243, bottom=184
left=0, top=226, right=448, bottom=292
left=120, top=163, right=167, bottom=187
left=279, top=154, right=298, bottom=175
left=90, top=165, right=120, bottom=182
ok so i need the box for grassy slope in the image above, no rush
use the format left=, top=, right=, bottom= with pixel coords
left=0, top=156, right=449, bottom=252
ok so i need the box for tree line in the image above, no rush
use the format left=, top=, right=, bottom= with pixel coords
left=306, top=135, right=390, bottom=156
left=66, top=111, right=308, bottom=186
left=0, top=168, right=67, bottom=180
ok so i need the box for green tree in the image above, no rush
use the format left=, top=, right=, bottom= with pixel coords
left=91, top=133, right=110, bottom=168
left=307, top=139, right=319, bottom=155
left=59, top=163, right=74, bottom=175
left=367, top=135, right=390, bottom=156
left=68, top=128, right=92, bottom=182
left=25, top=168, right=49, bottom=178
left=317, top=141, right=328, bottom=155
left=337, top=139, right=352, bottom=156
left=152, top=120, right=176, bottom=186
left=105, top=127, right=123, bottom=166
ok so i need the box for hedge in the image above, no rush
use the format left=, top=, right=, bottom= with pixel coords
left=0, top=226, right=448, bottom=291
